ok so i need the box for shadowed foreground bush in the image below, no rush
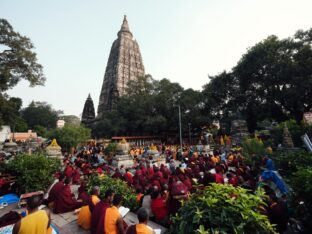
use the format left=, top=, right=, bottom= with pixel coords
left=170, top=183, right=276, bottom=234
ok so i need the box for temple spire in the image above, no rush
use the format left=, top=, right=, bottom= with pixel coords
left=98, top=15, right=145, bottom=116
left=81, top=94, right=95, bottom=127
left=118, top=15, right=133, bottom=38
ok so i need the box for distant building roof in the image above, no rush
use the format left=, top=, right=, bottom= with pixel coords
left=10, top=130, right=37, bottom=141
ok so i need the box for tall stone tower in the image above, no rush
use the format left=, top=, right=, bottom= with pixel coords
left=97, top=15, right=145, bottom=117
left=81, top=94, right=95, bottom=126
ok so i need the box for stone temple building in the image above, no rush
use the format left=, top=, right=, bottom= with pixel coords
left=81, top=94, right=95, bottom=126
left=97, top=15, right=145, bottom=117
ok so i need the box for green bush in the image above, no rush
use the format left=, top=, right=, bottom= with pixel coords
left=170, top=183, right=276, bottom=234
left=242, top=138, right=266, bottom=168
left=271, top=150, right=312, bottom=214
left=87, top=174, right=138, bottom=211
left=6, top=153, right=61, bottom=193
left=271, top=150, right=312, bottom=179
left=48, top=125, right=91, bottom=151
left=290, top=167, right=312, bottom=209
left=104, top=143, right=117, bottom=155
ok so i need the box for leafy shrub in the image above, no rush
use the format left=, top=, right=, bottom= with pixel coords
left=290, top=167, right=312, bottom=209
left=271, top=150, right=312, bottom=216
left=87, top=174, right=138, bottom=211
left=242, top=138, right=267, bottom=167
left=170, top=183, right=276, bottom=234
left=104, top=143, right=117, bottom=155
left=271, top=150, right=312, bottom=179
left=6, top=153, right=61, bottom=193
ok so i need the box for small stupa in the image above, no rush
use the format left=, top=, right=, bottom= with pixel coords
left=230, top=119, right=249, bottom=146
left=46, top=139, right=63, bottom=163
left=113, top=138, right=133, bottom=168
left=282, top=126, right=294, bottom=149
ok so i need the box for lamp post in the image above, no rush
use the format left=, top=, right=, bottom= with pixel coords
left=188, top=123, right=191, bottom=145
left=178, top=105, right=183, bottom=152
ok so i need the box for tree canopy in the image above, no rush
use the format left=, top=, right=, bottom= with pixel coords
left=21, top=101, right=60, bottom=129
left=48, top=125, right=91, bottom=151
left=0, top=18, right=45, bottom=92
left=202, top=28, right=312, bottom=131
left=0, top=18, right=45, bottom=127
left=93, top=75, right=207, bottom=139
left=94, top=27, right=312, bottom=138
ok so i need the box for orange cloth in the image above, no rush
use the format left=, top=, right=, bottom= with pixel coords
left=104, top=206, right=121, bottom=234
left=47, top=227, right=52, bottom=234
left=135, top=223, right=154, bottom=234
left=77, top=195, right=100, bottom=230
left=19, top=210, right=49, bottom=234
left=136, top=193, right=144, bottom=203
left=211, top=156, right=218, bottom=163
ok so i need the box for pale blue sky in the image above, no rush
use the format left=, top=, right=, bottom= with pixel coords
left=2, top=0, right=312, bottom=117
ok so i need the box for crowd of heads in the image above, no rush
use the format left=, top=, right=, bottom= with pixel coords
left=59, top=143, right=287, bottom=228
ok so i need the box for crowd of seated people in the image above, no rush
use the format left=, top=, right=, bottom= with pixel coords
left=43, top=144, right=289, bottom=233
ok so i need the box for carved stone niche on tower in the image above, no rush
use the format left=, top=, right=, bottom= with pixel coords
left=230, top=119, right=249, bottom=146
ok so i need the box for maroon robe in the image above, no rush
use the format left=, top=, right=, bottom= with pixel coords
left=147, top=167, right=154, bottom=176
left=90, top=201, right=110, bottom=234
left=112, top=171, right=123, bottom=179
left=183, top=178, right=192, bottom=190
left=47, top=181, right=65, bottom=204
left=124, top=172, right=133, bottom=185
left=64, top=165, right=73, bottom=178
left=72, top=169, right=81, bottom=184
left=53, top=185, right=82, bottom=213
left=141, top=167, right=147, bottom=176
left=126, top=225, right=137, bottom=234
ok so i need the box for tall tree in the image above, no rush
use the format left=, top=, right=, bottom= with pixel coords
left=202, top=28, right=312, bottom=131
left=48, top=125, right=91, bottom=151
left=0, top=95, right=27, bottom=131
left=21, top=101, right=60, bottom=129
left=0, top=19, right=45, bottom=127
left=0, top=19, right=45, bottom=92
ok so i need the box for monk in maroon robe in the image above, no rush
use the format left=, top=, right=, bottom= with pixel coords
left=64, top=164, right=74, bottom=178
left=147, top=165, right=154, bottom=176
left=78, top=180, right=90, bottom=205
left=47, top=174, right=65, bottom=208
left=91, top=189, right=114, bottom=234
left=124, top=169, right=133, bottom=185
left=112, top=169, right=123, bottom=179
left=53, top=178, right=82, bottom=214
left=140, top=166, right=147, bottom=176
left=72, top=167, right=81, bottom=184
